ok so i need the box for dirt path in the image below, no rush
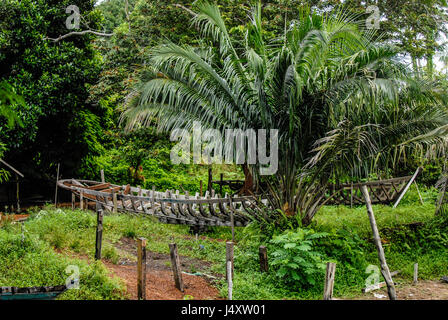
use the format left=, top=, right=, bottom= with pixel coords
left=105, top=237, right=222, bottom=300
left=345, top=280, right=448, bottom=300
left=104, top=261, right=221, bottom=300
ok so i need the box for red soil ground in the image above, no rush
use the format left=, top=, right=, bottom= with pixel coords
left=104, top=262, right=221, bottom=300
left=346, top=280, right=448, bottom=300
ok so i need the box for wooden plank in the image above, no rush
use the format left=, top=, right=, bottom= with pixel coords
left=259, top=246, right=268, bottom=272
left=323, top=262, right=336, bottom=300
left=95, top=205, right=103, bottom=260
left=100, top=186, right=121, bottom=193
left=87, top=183, right=111, bottom=190
left=361, top=186, right=397, bottom=300
left=100, top=169, right=105, bottom=183
left=137, top=237, right=147, bottom=300
left=169, top=243, right=184, bottom=292
left=393, top=167, right=421, bottom=208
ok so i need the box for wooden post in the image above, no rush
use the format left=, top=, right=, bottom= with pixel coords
left=414, top=182, right=424, bottom=205
left=220, top=173, right=223, bottom=195
left=413, top=263, right=418, bottom=285
left=361, top=186, right=397, bottom=300
left=80, top=192, right=84, bottom=210
left=54, top=163, right=60, bottom=207
left=393, top=167, right=421, bottom=208
left=259, top=246, right=268, bottom=272
left=228, top=196, right=235, bottom=242
left=207, top=167, right=212, bottom=193
left=16, top=175, right=20, bottom=212
left=350, top=182, right=353, bottom=209
left=95, top=204, right=103, bottom=260
left=71, top=193, right=75, bottom=210
left=200, top=180, right=203, bottom=197
left=100, top=169, right=105, bottom=183
left=169, top=243, right=184, bottom=291
left=226, top=241, right=234, bottom=281
left=323, top=262, right=336, bottom=300
left=227, top=260, right=233, bottom=300
left=137, top=237, right=147, bottom=300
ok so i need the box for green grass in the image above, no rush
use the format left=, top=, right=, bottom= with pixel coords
left=0, top=221, right=126, bottom=300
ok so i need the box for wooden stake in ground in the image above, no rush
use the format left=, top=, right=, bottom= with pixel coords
left=227, top=260, right=233, bottom=300
left=413, top=263, right=418, bottom=285
left=100, top=169, right=105, bottom=183
left=137, top=237, right=147, bottom=300
left=95, top=204, right=103, bottom=260
left=71, top=193, right=75, bottom=210
left=226, top=241, right=234, bottom=281
left=54, top=163, right=60, bottom=206
left=361, top=185, right=397, bottom=300
left=259, top=246, right=268, bottom=272
left=169, top=243, right=184, bottom=292
left=323, top=262, right=336, bottom=300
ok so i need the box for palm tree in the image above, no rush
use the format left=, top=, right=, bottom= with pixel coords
left=122, top=2, right=448, bottom=226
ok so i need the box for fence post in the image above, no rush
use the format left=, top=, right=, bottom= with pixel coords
left=137, top=237, right=147, bottom=300
left=80, top=192, right=84, bottom=210
left=259, top=246, right=268, bottom=272
left=226, top=241, right=234, bottom=281
left=100, top=169, right=105, bottom=183
left=71, top=193, right=75, bottom=210
left=323, top=262, right=336, bottom=300
left=413, top=263, right=419, bottom=285
left=95, top=204, right=103, bottom=260
left=361, top=185, right=397, bottom=300
left=169, top=243, right=184, bottom=291
left=227, top=260, right=233, bottom=300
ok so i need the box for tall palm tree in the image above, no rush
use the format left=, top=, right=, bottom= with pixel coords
left=122, top=2, right=448, bottom=226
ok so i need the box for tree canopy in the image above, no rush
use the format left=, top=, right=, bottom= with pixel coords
left=122, top=1, right=448, bottom=225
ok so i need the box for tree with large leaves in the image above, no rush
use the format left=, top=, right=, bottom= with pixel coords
left=122, top=1, right=448, bottom=226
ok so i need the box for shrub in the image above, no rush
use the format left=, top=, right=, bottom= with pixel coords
left=269, top=228, right=329, bottom=287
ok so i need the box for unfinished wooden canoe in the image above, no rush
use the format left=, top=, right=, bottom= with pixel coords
left=58, top=179, right=262, bottom=227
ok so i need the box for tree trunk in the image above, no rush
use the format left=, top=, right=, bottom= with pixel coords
left=239, top=164, right=254, bottom=195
